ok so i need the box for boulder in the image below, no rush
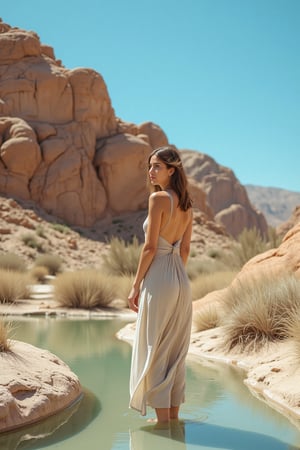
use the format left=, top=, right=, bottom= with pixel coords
left=0, top=340, right=82, bottom=433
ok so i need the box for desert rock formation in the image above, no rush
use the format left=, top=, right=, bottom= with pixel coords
left=0, top=20, right=266, bottom=237
left=0, top=340, right=82, bottom=432
left=181, top=150, right=268, bottom=237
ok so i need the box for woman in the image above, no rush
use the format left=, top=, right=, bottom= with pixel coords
left=128, top=146, right=193, bottom=424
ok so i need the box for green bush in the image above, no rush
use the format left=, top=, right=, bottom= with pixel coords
left=21, top=233, right=44, bottom=252
left=0, top=252, right=27, bottom=272
left=101, top=236, right=142, bottom=276
left=34, top=254, right=63, bottom=275
left=51, top=223, right=71, bottom=234
left=53, top=270, right=117, bottom=309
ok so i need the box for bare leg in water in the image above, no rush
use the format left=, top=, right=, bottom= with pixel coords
left=151, top=406, right=180, bottom=423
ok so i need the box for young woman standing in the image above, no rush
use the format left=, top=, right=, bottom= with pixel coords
left=128, top=146, right=193, bottom=424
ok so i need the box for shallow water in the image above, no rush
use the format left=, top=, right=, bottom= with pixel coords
left=1, top=317, right=300, bottom=450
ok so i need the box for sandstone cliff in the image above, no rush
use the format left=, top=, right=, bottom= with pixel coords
left=0, top=20, right=266, bottom=238
left=181, top=150, right=268, bottom=238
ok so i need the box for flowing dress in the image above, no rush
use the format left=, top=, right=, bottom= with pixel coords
left=129, top=192, right=192, bottom=416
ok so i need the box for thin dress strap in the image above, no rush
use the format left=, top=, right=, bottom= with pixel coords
left=160, top=191, right=173, bottom=233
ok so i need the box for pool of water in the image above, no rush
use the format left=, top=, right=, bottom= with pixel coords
left=1, top=317, right=300, bottom=450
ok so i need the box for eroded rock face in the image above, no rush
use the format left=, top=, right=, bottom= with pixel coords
left=181, top=150, right=268, bottom=237
left=0, top=340, right=82, bottom=433
left=0, top=21, right=167, bottom=226
left=193, top=222, right=300, bottom=313
left=0, top=20, right=267, bottom=235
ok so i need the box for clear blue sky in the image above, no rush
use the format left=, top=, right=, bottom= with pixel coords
left=2, top=0, right=299, bottom=192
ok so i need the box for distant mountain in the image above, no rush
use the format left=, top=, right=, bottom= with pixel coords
left=245, top=185, right=300, bottom=227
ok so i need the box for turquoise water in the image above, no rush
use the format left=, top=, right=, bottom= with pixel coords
left=1, top=317, right=300, bottom=450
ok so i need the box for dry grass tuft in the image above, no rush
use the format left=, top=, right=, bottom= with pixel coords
left=101, top=236, right=141, bottom=276
left=34, top=254, right=63, bottom=275
left=0, top=252, right=27, bottom=272
left=221, top=272, right=300, bottom=352
left=191, top=271, right=236, bottom=301
left=0, top=318, right=12, bottom=352
left=53, top=270, right=117, bottom=309
left=30, top=265, right=50, bottom=283
left=192, top=303, right=221, bottom=332
left=0, top=270, right=31, bottom=303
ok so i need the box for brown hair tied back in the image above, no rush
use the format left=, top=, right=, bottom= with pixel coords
left=148, top=146, right=193, bottom=211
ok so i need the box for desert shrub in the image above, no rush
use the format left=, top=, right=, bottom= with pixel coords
left=191, top=271, right=236, bottom=301
left=53, top=270, right=117, bottom=309
left=30, top=265, right=49, bottom=283
left=192, top=303, right=221, bottom=333
left=0, top=270, right=31, bottom=303
left=21, top=233, right=44, bottom=252
left=51, top=223, right=71, bottom=234
left=101, top=236, right=142, bottom=276
left=34, top=254, right=63, bottom=275
left=115, top=274, right=134, bottom=306
left=230, top=227, right=268, bottom=268
left=187, top=255, right=228, bottom=280
left=0, top=318, right=12, bottom=352
left=221, top=272, right=300, bottom=352
left=226, top=227, right=283, bottom=270
left=35, top=225, right=47, bottom=239
left=0, top=252, right=27, bottom=272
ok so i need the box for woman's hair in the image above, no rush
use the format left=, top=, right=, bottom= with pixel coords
left=148, top=146, right=193, bottom=211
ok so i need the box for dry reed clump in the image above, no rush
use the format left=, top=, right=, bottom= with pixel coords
left=0, top=252, right=27, bottom=272
left=0, top=269, right=31, bottom=303
left=34, top=254, right=63, bottom=275
left=187, top=255, right=229, bottom=279
left=192, top=303, right=221, bottom=332
left=53, top=270, right=117, bottom=309
left=30, top=265, right=49, bottom=283
left=191, top=271, right=236, bottom=301
left=221, top=272, right=300, bottom=353
left=114, top=274, right=134, bottom=306
left=0, top=318, right=12, bottom=352
left=224, top=227, right=282, bottom=270
left=101, top=236, right=141, bottom=276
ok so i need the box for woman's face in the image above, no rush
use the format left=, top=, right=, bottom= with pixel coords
left=148, top=155, right=174, bottom=188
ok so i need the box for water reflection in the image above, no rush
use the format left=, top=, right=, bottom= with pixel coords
left=9, top=317, right=131, bottom=360
left=0, top=389, right=100, bottom=450
left=4, top=318, right=300, bottom=450
left=187, top=355, right=300, bottom=433
left=130, top=421, right=300, bottom=450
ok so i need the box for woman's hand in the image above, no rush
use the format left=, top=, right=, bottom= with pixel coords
left=128, top=287, right=140, bottom=313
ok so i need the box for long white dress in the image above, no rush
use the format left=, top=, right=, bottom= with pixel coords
left=129, top=192, right=192, bottom=416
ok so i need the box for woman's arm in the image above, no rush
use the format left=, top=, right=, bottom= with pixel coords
left=128, top=193, right=164, bottom=312
left=180, top=208, right=193, bottom=265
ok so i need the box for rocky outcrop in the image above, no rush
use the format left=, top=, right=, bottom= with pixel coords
left=181, top=150, right=268, bottom=238
left=193, top=221, right=300, bottom=315
left=0, top=20, right=267, bottom=236
left=0, top=340, right=82, bottom=432
left=0, top=21, right=167, bottom=226
left=277, top=206, right=300, bottom=237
